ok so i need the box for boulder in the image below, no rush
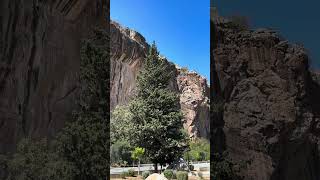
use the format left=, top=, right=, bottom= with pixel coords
left=145, top=173, right=168, bottom=180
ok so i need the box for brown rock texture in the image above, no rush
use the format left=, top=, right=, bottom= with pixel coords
left=212, top=13, right=320, bottom=180
left=0, top=0, right=108, bottom=153
left=177, top=67, right=210, bottom=139
left=110, top=21, right=210, bottom=139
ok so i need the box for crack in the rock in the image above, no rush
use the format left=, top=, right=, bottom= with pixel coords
left=21, top=1, right=39, bottom=135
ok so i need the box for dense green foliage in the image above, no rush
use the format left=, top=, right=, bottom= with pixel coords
left=211, top=152, right=243, bottom=180
left=110, top=140, right=133, bottom=166
left=132, top=147, right=145, bottom=175
left=163, top=169, right=174, bottom=180
left=131, top=147, right=145, bottom=161
left=128, top=169, right=135, bottom=177
left=5, top=138, right=74, bottom=180
left=184, top=138, right=210, bottom=162
left=126, top=42, right=188, bottom=168
left=142, top=171, right=150, bottom=179
left=110, top=105, right=133, bottom=144
left=176, top=171, right=188, bottom=180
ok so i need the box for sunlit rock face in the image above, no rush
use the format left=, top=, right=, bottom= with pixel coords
left=212, top=13, right=320, bottom=180
left=0, top=0, right=108, bottom=153
left=110, top=21, right=210, bottom=139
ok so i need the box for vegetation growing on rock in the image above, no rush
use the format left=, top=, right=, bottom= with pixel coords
left=1, top=29, right=110, bottom=180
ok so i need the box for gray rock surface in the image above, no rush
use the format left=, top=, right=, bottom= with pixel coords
left=212, top=14, right=320, bottom=180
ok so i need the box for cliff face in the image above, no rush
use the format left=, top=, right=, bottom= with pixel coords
left=0, top=0, right=108, bottom=153
left=212, top=13, right=320, bottom=180
left=110, top=21, right=210, bottom=139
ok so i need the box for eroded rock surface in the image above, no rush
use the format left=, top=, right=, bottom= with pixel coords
left=177, top=67, right=210, bottom=139
left=110, top=22, right=210, bottom=139
left=212, top=13, right=320, bottom=180
left=0, top=0, right=108, bottom=153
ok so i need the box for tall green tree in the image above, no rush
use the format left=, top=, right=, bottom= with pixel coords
left=55, top=29, right=110, bottom=180
left=127, top=42, right=188, bottom=171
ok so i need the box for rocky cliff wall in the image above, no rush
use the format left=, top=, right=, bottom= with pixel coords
left=0, top=0, right=108, bottom=153
left=110, top=21, right=210, bottom=139
left=212, top=12, right=320, bottom=180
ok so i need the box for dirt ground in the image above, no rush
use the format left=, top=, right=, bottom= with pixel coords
left=110, top=175, right=210, bottom=180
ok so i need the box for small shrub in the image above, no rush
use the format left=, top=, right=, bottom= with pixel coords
left=128, top=169, right=135, bottom=177
left=189, top=165, right=194, bottom=171
left=142, top=171, right=150, bottom=179
left=198, top=171, right=203, bottom=179
left=196, top=152, right=206, bottom=161
left=164, top=169, right=174, bottom=179
left=176, top=171, right=188, bottom=180
left=180, top=67, right=189, bottom=74
left=120, top=171, right=128, bottom=179
left=212, top=152, right=244, bottom=180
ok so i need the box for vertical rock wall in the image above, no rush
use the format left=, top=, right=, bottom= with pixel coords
left=212, top=13, right=320, bottom=180
left=0, top=0, right=108, bottom=153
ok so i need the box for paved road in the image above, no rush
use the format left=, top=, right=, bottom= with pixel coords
left=110, top=162, right=210, bottom=175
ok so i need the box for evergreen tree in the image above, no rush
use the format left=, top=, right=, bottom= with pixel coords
left=127, top=42, right=188, bottom=171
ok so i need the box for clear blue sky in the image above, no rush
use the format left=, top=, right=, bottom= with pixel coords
left=111, top=0, right=210, bottom=79
left=214, top=0, right=320, bottom=70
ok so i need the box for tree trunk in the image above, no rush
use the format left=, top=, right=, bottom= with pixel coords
left=154, top=163, right=158, bottom=173
left=138, top=159, right=140, bottom=176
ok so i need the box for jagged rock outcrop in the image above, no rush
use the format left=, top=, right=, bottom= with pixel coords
left=0, top=0, right=108, bottom=153
left=177, top=67, right=210, bottom=138
left=110, top=21, right=210, bottom=139
left=212, top=12, right=320, bottom=180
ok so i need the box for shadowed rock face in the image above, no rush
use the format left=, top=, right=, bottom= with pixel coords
left=0, top=0, right=108, bottom=153
left=212, top=13, right=320, bottom=180
left=110, top=21, right=210, bottom=139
